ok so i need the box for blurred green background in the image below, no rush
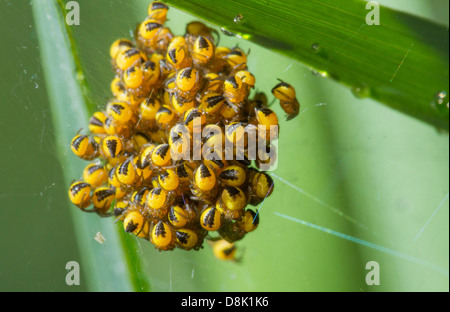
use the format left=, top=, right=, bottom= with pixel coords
left=0, top=0, right=448, bottom=292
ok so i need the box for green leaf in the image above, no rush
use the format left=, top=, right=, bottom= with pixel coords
left=164, top=0, right=449, bottom=131
left=32, top=0, right=149, bottom=292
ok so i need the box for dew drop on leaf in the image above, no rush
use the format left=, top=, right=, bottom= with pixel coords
left=311, top=43, right=321, bottom=53
left=234, top=14, right=245, bottom=25
left=351, top=83, right=371, bottom=99
left=430, top=90, right=449, bottom=112
left=220, top=27, right=235, bottom=37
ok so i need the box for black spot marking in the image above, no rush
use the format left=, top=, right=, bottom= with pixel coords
left=108, top=168, right=116, bottom=181
left=155, top=221, right=167, bottom=237
left=199, top=164, right=212, bottom=178
left=111, top=104, right=125, bottom=116
left=220, top=169, right=239, bottom=181
left=197, top=36, right=210, bottom=50
left=157, top=106, right=172, bottom=115
left=144, top=61, right=156, bottom=71
left=258, top=107, right=274, bottom=117
left=224, top=185, right=241, bottom=197
left=159, top=171, right=169, bottom=182
left=211, top=159, right=225, bottom=169
left=126, top=66, right=136, bottom=74
left=223, top=245, right=236, bottom=256
left=228, top=49, right=243, bottom=57
left=151, top=2, right=168, bottom=11
left=70, top=182, right=90, bottom=197
left=168, top=48, right=178, bottom=64
left=155, top=144, right=170, bottom=159
left=227, top=122, right=243, bottom=135
left=118, top=40, right=133, bottom=48
left=114, top=207, right=126, bottom=217
left=236, top=157, right=251, bottom=167
left=118, top=159, right=131, bottom=176
left=171, top=131, right=182, bottom=143
left=106, top=139, right=118, bottom=157
left=181, top=67, right=194, bottom=80
left=125, top=220, right=139, bottom=233
left=203, top=208, right=217, bottom=228
left=89, top=116, right=104, bottom=127
left=133, top=187, right=149, bottom=205
left=203, top=131, right=216, bottom=143
left=227, top=76, right=239, bottom=89
left=125, top=49, right=140, bottom=58
left=169, top=207, right=178, bottom=223
left=87, top=165, right=103, bottom=175
left=249, top=210, right=260, bottom=226
left=145, top=97, right=157, bottom=107
left=176, top=164, right=189, bottom=178
left=184, top=109, right=201, bottom=124
left=145, top=22, right=163, bottom=33
left=104, top=117, right=113, bottom=128
left=272, top=81, right=291, bottom=94
left=263, top=174, right=274, bottom=190
left=72, top=135, right=86, bottom=151
left=176, top=231, right=189, bottom=245
left=206, top=95, right=224, bottom=108
left=95, top=189, right=115, bottom=202
left=152, top=187, right=163, bottom=196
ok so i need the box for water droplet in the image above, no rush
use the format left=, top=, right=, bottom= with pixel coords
left=311, top=69, right=328, bottom=78
left=220, top=27, right=235, bottom=37
left=237, top=33, right=252, bottom=40
left=311, top=43, right=321, bottom=53
left=234, top=14, right=246, bottom=25
left=435, top=90, right=448, bottom=105
left=431, top=90, right=449, bottom=112
left=351, top=83, right=371, bottom=99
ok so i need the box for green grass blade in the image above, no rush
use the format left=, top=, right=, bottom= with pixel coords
left=164, top=0, right=449, bottom=130
left=32, top=0, right=149, bottom=292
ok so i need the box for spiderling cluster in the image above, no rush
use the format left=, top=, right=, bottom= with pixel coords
left=68, top=1, right=300, bottom=259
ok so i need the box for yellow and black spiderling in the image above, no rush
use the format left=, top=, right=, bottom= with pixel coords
left=175, top=228, right=201, bottom=250
left=110, top=39, right=134, bottom=60
left=194, top=163, right=217, bottom=192
left=193, top=36, right=214, bottom=65
left=131, top=187, right=151, bottom=208
left=152, top=143, right=171, bottom=167
left=146, top=187, right=167, bottom=210
left=168, top=204, right=189, bottom=228
left=148, top=1, right=169, bottom=24
left=107, top=102, right=133, bottom=124
left=139, top=19, right=164, bottom=41
left=219, top=165, right=247, bottom=187
left=83, top=163, right=107, bottom=188
left=272, top=79, right=300, bottom=121
left=200, top=206, right=222, bottom=231
left=92, top=187, right=116, bottom=214
left=212, top=239, right=238, bottom=261
left=200, top=92, right=225, bottom=115
left=124, top=211, right=145, bottom=235
left=151, top=220, right=174, bottom=250
left=102, top=135, right=123, bottom=159
left=116, top=48, right=142, bottom=71
left=89, top=111, right=107, bottom=134
left=67, top=1, right=303, bottom=260
left=71, top=134, right=99, bottom=160
left=68, top=181, right=91, bottom=209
